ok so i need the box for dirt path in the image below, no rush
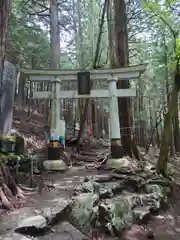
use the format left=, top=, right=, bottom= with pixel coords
left=147, top=184, right=180, bottom=240
left=1, top=164, right=180, bottom=239
left=0, top=166, right=105, bottom=239
left=147, top=155, right=180, bottom=240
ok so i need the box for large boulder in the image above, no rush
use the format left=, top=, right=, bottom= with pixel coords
left=73, top=181, right=113, bottom=198
left=99, top=196, right=133, bottom=236
left=0, top=232, right=37, bottom=240
left=66, top=193, right=99, bottom=235
left=15, top=215, right=48, bottom=235
left=0, top=232, right=38, bottom=240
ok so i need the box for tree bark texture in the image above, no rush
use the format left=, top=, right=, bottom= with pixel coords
left=157, top=87, right=179, bottom=175
left=0, top=1, right=26, bottom=211
left=50, top=0, right=60, bottom=69
left=113, top=0, right=139, bottom=158
left=0, top=0, right=10, bottom=79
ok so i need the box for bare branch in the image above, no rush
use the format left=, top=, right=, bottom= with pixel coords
left=128, top=26, right=147, bottom=40
left=166, top=0, right=180, bottom=15
left=93, top=0, right=108, bottom=68
left=144, top=0, right=177, bottom=39
left=27, top=9, right=49, bottom=16
left=127, top=9, right=143, bottom=23
left=31, top=0, right=49, bottom=10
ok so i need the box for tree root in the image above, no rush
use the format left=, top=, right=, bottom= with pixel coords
left=2, top=183, right=14, bottom=199
left=16, top=186, right=26, bottom=199
left=0, top=187, right=13, bottom=210
left=19, top=184, right=35, bottom=192
left=0, top=162, right=28, bottom=210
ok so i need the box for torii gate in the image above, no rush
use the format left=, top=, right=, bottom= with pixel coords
left=20, top=65, right=146, bottom=159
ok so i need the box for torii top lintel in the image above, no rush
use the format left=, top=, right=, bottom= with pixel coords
left=20, top=64, right=147, bottom=82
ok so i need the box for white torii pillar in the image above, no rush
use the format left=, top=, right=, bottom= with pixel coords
left=108, top=78, right=124, bottom=158
left=50, top=77, right=62, bottom=138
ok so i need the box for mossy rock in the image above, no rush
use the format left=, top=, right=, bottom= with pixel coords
left=67, top=193, right=99, bottom=235
left=99, top=196, right=133, bottom=236
left=0, top=135, right=25, bottom=155
left=73, top=181, right=113, bottom=198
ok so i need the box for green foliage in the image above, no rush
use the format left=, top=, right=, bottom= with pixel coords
left=8, top=0, right=51, bottom=67
left=8, top=0, right=110, bottom=69
left=7, top=0, right=179, bottom=112
left=130, top=0, right=179, bottom=123
left=176, top=38, right=180, bottom=59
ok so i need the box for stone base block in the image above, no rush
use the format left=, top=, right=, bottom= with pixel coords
left=43, top=160, right=68, bottom=171
left=105, top=157, right=131, bottom=170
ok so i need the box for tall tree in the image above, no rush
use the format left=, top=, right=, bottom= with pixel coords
left=140, top=0, right=180, bottom=174
left=113, top=0, right=140, bottom=158
left=0, top=0, right=11, bottom=89
left=0, top=0, right=27, bottom=210
left=0, top=0, right=11, bottom=135
left=45, top=0, right=60, bottom=129
left=50, top=0, right=60, bottom=69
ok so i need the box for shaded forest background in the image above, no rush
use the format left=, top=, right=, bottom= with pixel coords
left=1, top=0, right=180, bottom=170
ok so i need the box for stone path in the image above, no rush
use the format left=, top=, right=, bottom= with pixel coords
left=1, top=163, right=180, bottom=240
left=148, top=184, right=180, bottom=240
left=0, top=166, right=103, bottom=239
